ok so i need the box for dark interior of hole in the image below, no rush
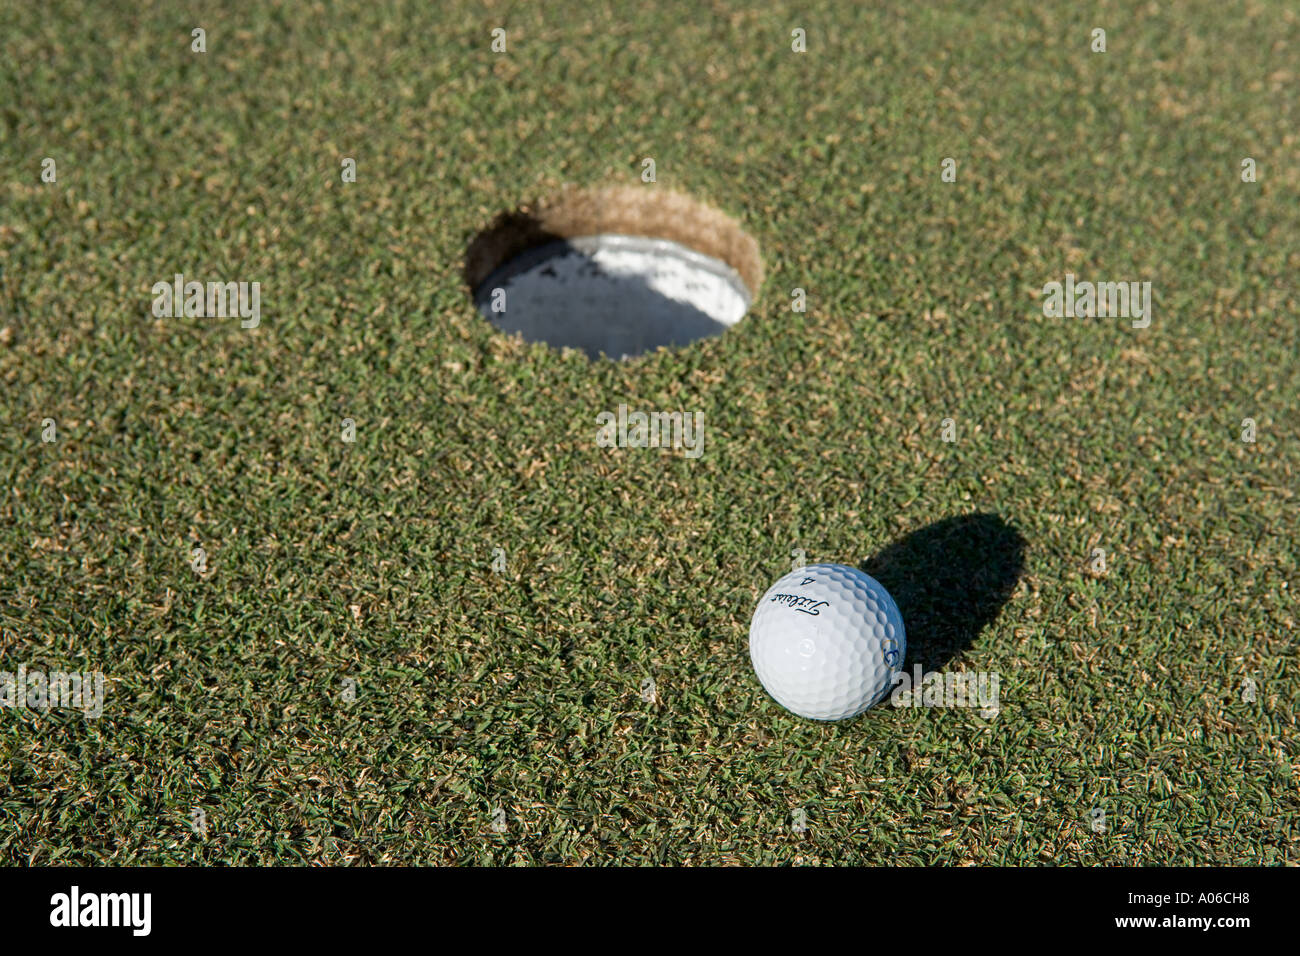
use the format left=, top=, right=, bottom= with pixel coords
left=472, top=240, right=733, bottom=360
left=462, top=209, right=563, bottom=291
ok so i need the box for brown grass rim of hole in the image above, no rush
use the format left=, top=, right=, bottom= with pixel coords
left=464, top=185, right=764, bottom=299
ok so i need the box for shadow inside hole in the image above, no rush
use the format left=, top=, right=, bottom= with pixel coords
left=463, top=209, right=563, bottom=291
left=862, top=512, right=1026, bottom=673
left=470, top=238, right=742, bottom=360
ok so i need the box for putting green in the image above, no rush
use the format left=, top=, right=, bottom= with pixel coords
left=0, top=0, right=1295, bottom=865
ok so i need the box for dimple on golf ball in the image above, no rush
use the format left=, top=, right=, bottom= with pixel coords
left=749, top=563, right=905, bottom=720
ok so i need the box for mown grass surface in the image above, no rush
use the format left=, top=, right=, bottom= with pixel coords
left=0, top=0, right=1296, bottom=864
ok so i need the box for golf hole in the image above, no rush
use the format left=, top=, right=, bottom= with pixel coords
left=465, top=186, right=762, bottom=359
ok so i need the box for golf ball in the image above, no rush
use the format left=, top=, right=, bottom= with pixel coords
left=749, top=564, right=905, bottom=720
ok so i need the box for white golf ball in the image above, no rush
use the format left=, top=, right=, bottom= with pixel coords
left=749, top=563, right=906, bottom=720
